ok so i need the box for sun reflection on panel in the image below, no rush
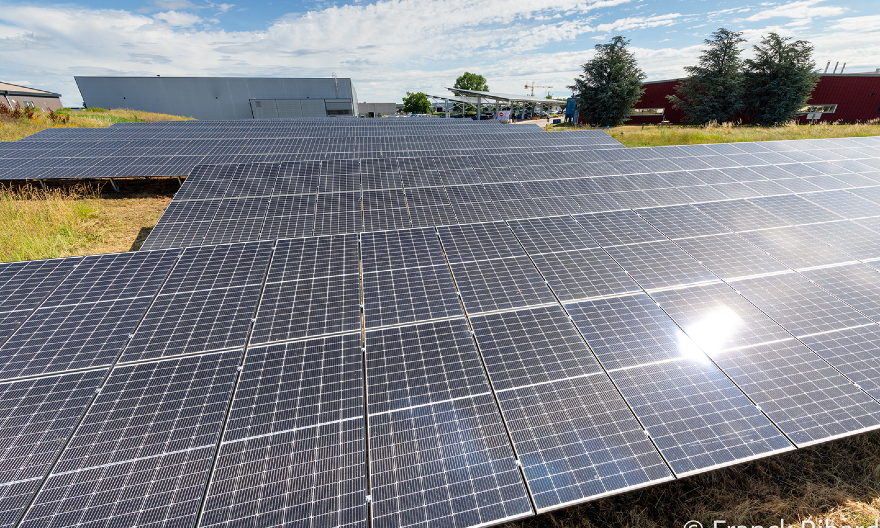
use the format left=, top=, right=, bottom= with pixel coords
left=681, top=306, right=744, bottom=355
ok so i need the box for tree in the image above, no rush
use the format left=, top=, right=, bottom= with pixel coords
left=667, top=28, right=746, bottom=125
left=454, top=72, right=488, bottom=92
left=568, top=36, right=645, bottom=127
left=742, top=32, right=819, bottom=125
left=402, top=92, right=431, bottom=114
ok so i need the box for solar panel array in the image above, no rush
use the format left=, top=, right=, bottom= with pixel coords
left=1, top=119, right=880, bottom=528
left=0, top=119, right=622, bottom=181
left=140, top=132, right=880, bottom=249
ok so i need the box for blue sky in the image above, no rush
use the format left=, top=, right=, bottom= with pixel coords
left=1, top=0, right=877, bottom=106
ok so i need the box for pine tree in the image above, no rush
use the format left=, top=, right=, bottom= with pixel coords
left=568, top=36, right=645, bottom=127
left=667, top=28, right=746, bottom=125
left=742, top=33, right=820, bottom=125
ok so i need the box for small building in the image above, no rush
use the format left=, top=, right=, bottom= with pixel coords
left=74, top=76, right=359, bottom=120
left=0, top=82, right=63, bottom=112
left=621, top=72, right=880, bottom=125
left=359, top=102, right=398, bottom=117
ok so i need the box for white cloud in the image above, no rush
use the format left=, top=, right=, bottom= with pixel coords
left=0, top=0, right=876, bottom=106
left=743, top=0, right=846, bottom=21
left=151, top=0, right=200, bottom=10
left=153, top=10, right=202, bottom=26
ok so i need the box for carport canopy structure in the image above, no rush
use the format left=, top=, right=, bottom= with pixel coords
left=424, top=93, right=481, bottom=118
left=446, top=87, right=560, bottom=120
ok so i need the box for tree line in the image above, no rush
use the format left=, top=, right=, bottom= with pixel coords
left=569, top=29, right=821, bottom=127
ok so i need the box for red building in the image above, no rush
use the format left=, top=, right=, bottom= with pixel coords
left=622, top=73, right=880, bottom=125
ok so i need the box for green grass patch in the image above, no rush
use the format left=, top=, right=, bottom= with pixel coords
left=546, top=120, right=880, bottom=147
left=0, top=183, right=103, bottom=261
left=1, top=107, right=194, bottom=142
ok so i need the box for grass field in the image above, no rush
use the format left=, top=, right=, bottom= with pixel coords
left=0, top=179, right=177, bottom=262
left=0, top=107, right=193, bottom=142
left=547, top=120, right=880, bottom=148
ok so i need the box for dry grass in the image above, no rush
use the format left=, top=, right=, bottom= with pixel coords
left=546, top=120, right=880, bottom=148
left=0, top=107, right=193, bottom=142
left=0, top=179, right=177, bottom=262
left=502, top=430, right=880, bottom=528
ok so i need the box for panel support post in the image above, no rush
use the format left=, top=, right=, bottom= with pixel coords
left=445, top=98, right=450, bottom=119
left=38, top=180, right=46, bottom=190
left=477, top=96, right=481, bottom=121
left=108, top=178, right=120, bottom=193
left=176, top=176, right=183, bottom=186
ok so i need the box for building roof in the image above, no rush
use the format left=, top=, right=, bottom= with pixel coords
left=0, top=81, right=61, bottom=97
left=445, top=87, right=558, bottom=104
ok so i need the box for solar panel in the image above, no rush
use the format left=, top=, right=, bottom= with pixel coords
left=730, top=272, right=874, bottom=337
left=673, top=233, right=789, bottom=280
left=365, top=319, right=532, bottom=527
left=199, top=333, right=366, bottom=527
left=739, top=226, right=854, bottom=269
left=566, top=294, right=793, bottom=475
left=4, top=120, right=880, bottom=528
left=0, top=370, right=105, bottom=526
left=20, top=350, right=241, bottom=528
left=648, top=282, right=880, bottom=445
left=603, top=240, right=718, bottom=290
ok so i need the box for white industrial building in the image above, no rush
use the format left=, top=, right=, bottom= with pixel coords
left=74, top=76, right=358, bottom=120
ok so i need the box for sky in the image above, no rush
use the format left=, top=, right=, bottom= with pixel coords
left=1, top=0, right=878, bottom=106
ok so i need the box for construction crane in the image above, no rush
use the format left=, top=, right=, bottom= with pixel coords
left=524, top=82, right=553, bottom=97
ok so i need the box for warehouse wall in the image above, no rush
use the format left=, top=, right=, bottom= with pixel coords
left=74, top=77, right=357, bottom=120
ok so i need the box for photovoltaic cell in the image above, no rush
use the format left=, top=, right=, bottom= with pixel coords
left=800, top=325, right=880, bottom=401
left=0, top=257, right=80, bottom=314
left=41, top=250, right=178, bottom=307
left=731, top=273, right=874, bottom=337
left=121, top=286, right=260, bottom=362
left=361, top=228, right=445, bottom=273
left=634, top=205, right=730, bottom=239
left=450, top=257, right=556, bottom=314
left=506, top=216, right=598, bottom=255
left=705, top=339, right=880, bottom=446
left=602, top=357, right=792, bottom=475
left=673, top=233, right=789, bottom=280
left=201, top=419, right=367, bottom=528
left=20, top=350, right=241, bottom=528
left=695, top=200, right=790, bottom=232
left=20, top=446, right=217, bottom=528
left=366, top=319, right=532, bottom=528
left=363, top=265, right=462, bottom=328
left=0, top=370, right=105, bottom=527
left=573, top=210, right=666, bottom=247
left=801, top=263, right=880, bottom=322
left=650, top=281, right=793, bottom=353
left=739, top=227, right=854, bottom=269
left=159, top=241, right=273, bottom=294
left=365, top=319, right=490, bottom=415
left=223, top=333, right=363, bottom=442
left=267, top=234, right=359, bottom=282
left=437, top=222, right=526, bottom=263
left=748, top=194, right=843, bottom=225
left=529, top=248, right=640, bottom=301
left=603, top=240, right=718, bottom=291
left=251, top=275, right=361, bottom=344
left=795, top=220, right=880, bottom=261
left=801, top=190, right=880, bottom=219
left=0, top=297, right=153, bottom=381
